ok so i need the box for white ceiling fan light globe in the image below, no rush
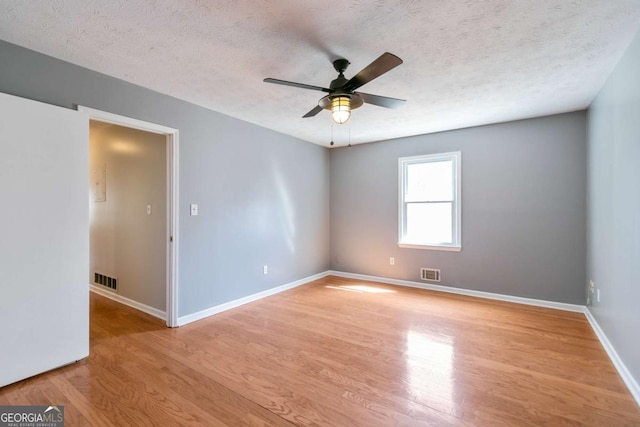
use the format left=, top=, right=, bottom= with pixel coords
left=331, top=96, right=351, bottom=124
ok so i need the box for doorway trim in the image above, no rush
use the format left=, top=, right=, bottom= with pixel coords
left=79, top=106, right=179, bottom=327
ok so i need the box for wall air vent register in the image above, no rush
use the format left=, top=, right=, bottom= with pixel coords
left=94, top=272, right=117, bottom=291
left=421, top=268, right=441, bottom=282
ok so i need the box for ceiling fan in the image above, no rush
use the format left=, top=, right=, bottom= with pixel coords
left=264, top=52, right=406, bottom=125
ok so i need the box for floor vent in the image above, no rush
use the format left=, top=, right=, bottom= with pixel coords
left=420, top=268, right=441, bottom=282
left=94, top=272, right=117, bottom=291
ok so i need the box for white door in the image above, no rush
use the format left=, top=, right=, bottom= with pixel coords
left=0, top=92, right=89, bottom=387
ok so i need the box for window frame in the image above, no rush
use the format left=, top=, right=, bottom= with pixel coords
left=398, top=151, right=462, bottom=251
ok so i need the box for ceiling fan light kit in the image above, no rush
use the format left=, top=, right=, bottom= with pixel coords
left=331, top=96, right=351, bottom=124
left=264, top=52, right=406, bottom=125
left=320, top=92, right=363, bottom=124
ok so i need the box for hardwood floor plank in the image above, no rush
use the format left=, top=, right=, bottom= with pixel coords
left=102, top=331, right=293, bottom=426
left=1, top=275, right=639, bottom=426
left=49, top=374, right=116, bottom=427
left=213, top=313, right=466, bottom=419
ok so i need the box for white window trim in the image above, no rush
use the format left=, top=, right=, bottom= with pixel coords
left=398, top=151, right=462, bottom=252
left=397, top=242, right=462, bottom=251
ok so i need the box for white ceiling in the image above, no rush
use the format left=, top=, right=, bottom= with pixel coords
left=1, top=1, right=640, bottom=147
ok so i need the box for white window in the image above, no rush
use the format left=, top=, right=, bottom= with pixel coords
left=398, top=152, right=461, bottom=251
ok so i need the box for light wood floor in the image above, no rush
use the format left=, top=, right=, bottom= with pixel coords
left=1, top=276, right=639, bottom=426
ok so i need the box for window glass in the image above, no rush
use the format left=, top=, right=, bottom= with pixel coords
left=405, top=160, right=453, bottom=202
left=406, top=202, right=453, bottom=244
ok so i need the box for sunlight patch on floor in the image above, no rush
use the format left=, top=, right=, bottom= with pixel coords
left=325, top=284, right=396, bottom=293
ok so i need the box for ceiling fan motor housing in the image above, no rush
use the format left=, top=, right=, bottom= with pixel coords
left=324, top=58, right=363, bottom=111
left=330, top=58, right=350, bottom=89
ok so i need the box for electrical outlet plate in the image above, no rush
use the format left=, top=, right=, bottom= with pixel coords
left=586, top=280, right=595, bottom=306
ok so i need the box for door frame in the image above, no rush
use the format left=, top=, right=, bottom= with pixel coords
left=79, top=106, right=179, bottom=327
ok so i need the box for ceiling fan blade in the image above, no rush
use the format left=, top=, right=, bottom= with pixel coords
left=342, top=52, right=403, bottom=92
left=356, top=92, right=406, bottom=109
left=303, top=105, right=324, bottom=118
left=264, top=78, right=330, bottom=93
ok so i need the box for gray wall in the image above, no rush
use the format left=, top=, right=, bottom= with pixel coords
left=587, top=29, right=640, bottom=385
left=330, top=112, right=587, bottom=304
left=89, top=123, right=167, bottom=311
left=0, top=40, right=330, bottom=317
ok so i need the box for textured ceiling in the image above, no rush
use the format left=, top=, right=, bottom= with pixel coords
left=1, top=1, right=640, bottom=147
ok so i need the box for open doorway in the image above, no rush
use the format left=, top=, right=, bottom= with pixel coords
left=79, top=106, right=179, bottom=327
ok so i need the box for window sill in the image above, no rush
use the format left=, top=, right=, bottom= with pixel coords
left=398, top=242, right=462, bottom=252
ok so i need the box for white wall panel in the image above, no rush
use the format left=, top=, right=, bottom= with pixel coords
left=0, top=91, right=89, bottom=387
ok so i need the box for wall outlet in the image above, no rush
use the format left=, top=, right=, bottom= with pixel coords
left=389, top=257, right=395, bottom=265
left=190, top=204, right=198, bottom=216
left=263, top=265, right=268, bottom=275
left=596, top=288, right=600, bottom=303
left=146, top=204, right=152, bottom=215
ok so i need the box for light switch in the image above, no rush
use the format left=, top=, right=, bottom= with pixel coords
left=190, top=204, right=198, bottom=216
left=146, top=204, right=152, bottom=215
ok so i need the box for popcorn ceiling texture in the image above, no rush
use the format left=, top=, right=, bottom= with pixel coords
left=1, top=0, right=639, bottom=146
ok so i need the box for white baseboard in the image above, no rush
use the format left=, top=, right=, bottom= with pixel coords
left=327, top=270, right=585, bottom=312
left=176, top=271, right=331, bottom=326
left=584, top=309, right=640, bottom=406
left=90, top=284, right=166, bottom=321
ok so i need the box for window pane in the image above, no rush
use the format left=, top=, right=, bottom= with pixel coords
left=405, top=160, right=453, bottom=202
left=405, top=202, right=452, bottom=244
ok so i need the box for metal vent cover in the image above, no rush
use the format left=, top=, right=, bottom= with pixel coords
left=94, top=272, right=117, bottom=291
left=420, top=268, right=441, bottom=282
